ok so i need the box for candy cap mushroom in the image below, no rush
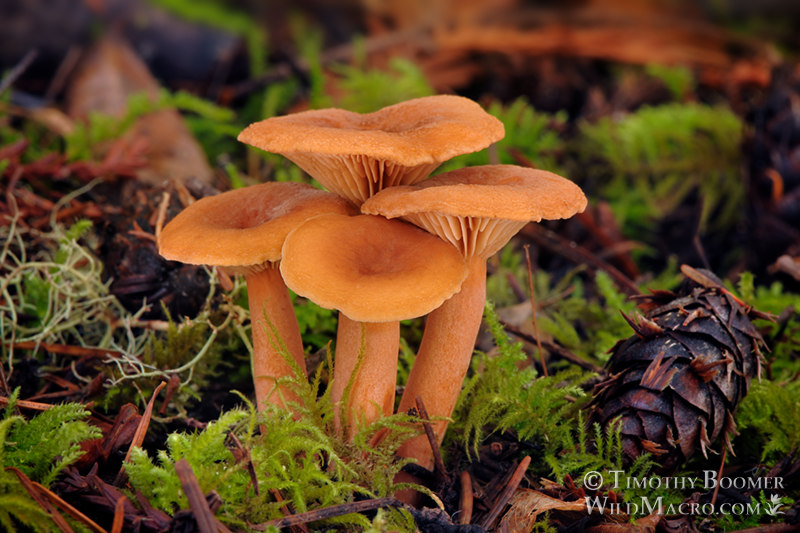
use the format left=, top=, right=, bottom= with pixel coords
left=281, top=214, right=469, bottom=322
left=158, top=182, right=355, bottom=411
left=361, top=164, right=588, bottom=258
left=237, top=95, right=504, bottom=206
left=362, top=164, right=587, bottom=474
left=280, top=213, right=469, bottom=436
left=158, top=182, right=353, bottom=271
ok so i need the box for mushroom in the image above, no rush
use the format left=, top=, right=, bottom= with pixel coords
left=158, top=182, right=355, bottom=411
left=237, top=95, right=504, bottom=206
left=362, top=165, right=587, bottom=469
left=279, top=213, right=469, bottom=437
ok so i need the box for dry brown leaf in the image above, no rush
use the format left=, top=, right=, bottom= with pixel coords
left=66, top=36, right=214, bottom=187
left=499, top=489, right=587, bottom=532
left=770, top=254, right=800, bottom=281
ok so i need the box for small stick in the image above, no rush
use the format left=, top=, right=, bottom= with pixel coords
left=9, top=341, right=123, bottom=359
left=693, top=234, right=712, bottom=272
left=255, top=497, right=403, bottom=530
left=128, top=221, right=157, bottom=243
left=0, top=395, right=56, bottom=411
left=45, top=46, right=81, bottom=102
left=479, top=456, right=531, bottom=530
left=175, top=459, right=217, bottom=533
left=158, top=374, right=182, bottom=415
left=0, top=49, right=37, bottom=94
left=225, top=432, right=260, bottom=496
left=111, top=495, right=127, bottom=533
left=215, top=267, right=235, bottom=293
left=268, top=488, right=310, bottom=533
left=505, top=271, right=528, bottom=302
left=38, top=480, right=108, bottom=533
left=25, top=389, right=89, bottom=402
left=9, top=469, right=74, bottom=533
left=154, top=191, right=170, bottom=242
left=0, top=358, right=11, bottom=398
left=459, top=470, right=474, bottom=525
left=115, top=381, right=166, bottom=486
left=524, top=245, right=547, bottom=377
left=497, top=320, right=604, bottom=374
left=415, top=395, right=447, bottom=484
left=710, top=447, right=727, bottom=507
left=522, top=226, right=639, bottom=296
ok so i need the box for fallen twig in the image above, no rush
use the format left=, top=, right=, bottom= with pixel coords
left=9, top=467, right=115, bottom=533
left=524, top=244, right=548, bottom=377
left=459, top=470, right=474, bottom=525
left=521, top=225, right=640, bottom=296
left=497, top=319, right=604, bottom=374
left=175, top=459, right=218, bottom=533
left=415, top=395, right=448, bottom=486
left=114, top=381, right=166, bottom=486
left=253, top=497, right=405, bottom=530
left=110, top=495, right=126, bottom=533
left=0, top=49, right=37, bottom=93
left=7, top=467, right=77, bottom=533
left=0, top=395, right=55, bottom=411
left=479, top=455, right=532, bottom=530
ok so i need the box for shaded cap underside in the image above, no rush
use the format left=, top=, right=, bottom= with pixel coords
left=361, top=165, right=587, bottom=258
left=158, top=182, right=354, bottom=269
left=280, top=214, right=468, bottom=322
left=237, top=95, right=505, bottom=205
left=282, top=153, right=439, bottom=206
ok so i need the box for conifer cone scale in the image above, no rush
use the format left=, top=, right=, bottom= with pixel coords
left=591, top=266, right=768, bottom=473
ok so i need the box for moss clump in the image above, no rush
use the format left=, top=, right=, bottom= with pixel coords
left=578, top=103, right=743, bottom=236
left=0, top=390, right=101, bottom=532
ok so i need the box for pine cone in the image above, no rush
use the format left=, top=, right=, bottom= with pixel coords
left=590, top=265, right=769, bottom=473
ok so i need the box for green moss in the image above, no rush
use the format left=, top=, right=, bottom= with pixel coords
left=331, top=56, right=434, bottom=113
left=65, top=89, right=240, bottom=163
left=578, top=103, right=744, bottom=236
left=292, top=293, right=338, bottom=352
left=126, top=373, right=421, bottom=531
left=0, top=390, right=101, bottom=532
left=1, top=201, right=240, bottom=415
left=2, top=389, right=101, bottom=487
left=644, top=63, right=694, bottom=100
left=448, top=302, right=590, bottom=460
left=736, top=380, right=800, bottom=463
left=736, top=273, right=800, bottom=381
left=441, top=98, right=567, bottom=173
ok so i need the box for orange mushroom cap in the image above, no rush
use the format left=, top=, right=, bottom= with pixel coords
left=158, top=182, right=355, bottom=272
left=361, top=164, right=587, bottom=258
left=280, top=214, right=469, bottom=322
left=237, top=95, right=505, bottom=205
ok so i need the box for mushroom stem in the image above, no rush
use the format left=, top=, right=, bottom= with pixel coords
left=246, top=265, right=307, bottom=410
left=396, top=257, right=487, bottom=470
left=333, top=314, right=399, bottom=438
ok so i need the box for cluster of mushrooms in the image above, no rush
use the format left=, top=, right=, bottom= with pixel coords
left=157, top=95, right=587, bottom=473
